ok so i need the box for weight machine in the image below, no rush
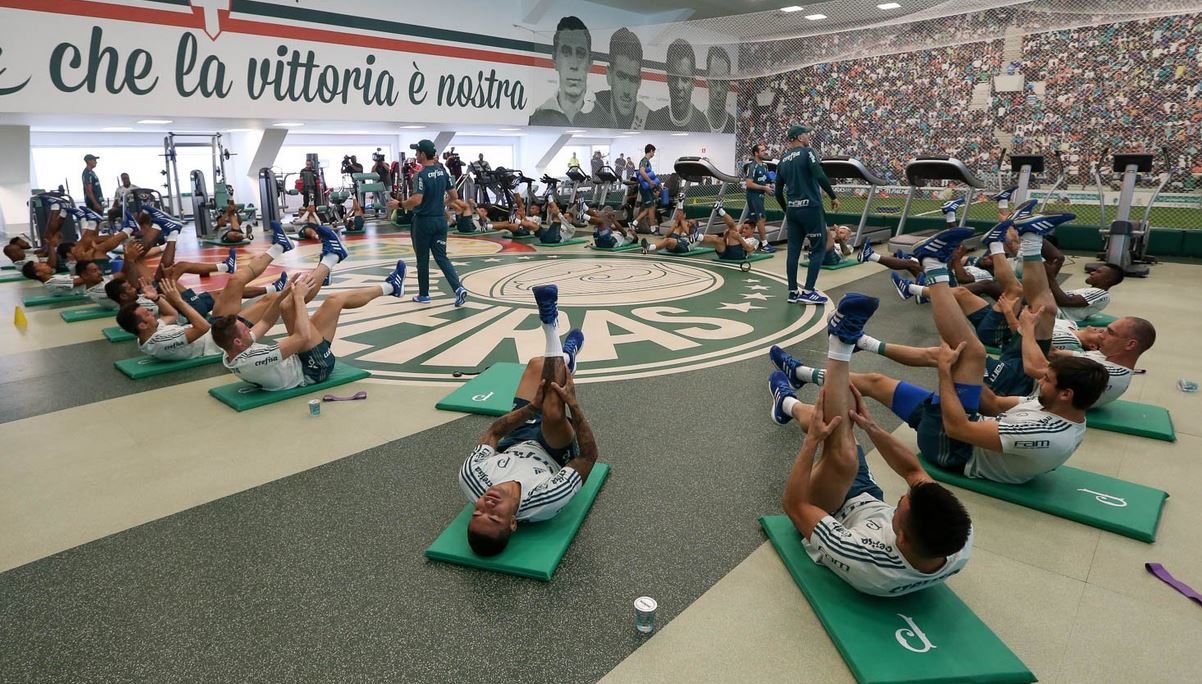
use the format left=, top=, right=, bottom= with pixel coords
left=161, top=132, right=233, bottom=219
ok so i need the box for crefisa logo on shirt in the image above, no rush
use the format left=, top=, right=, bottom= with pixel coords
left=309, top=244, right=828, bottom=385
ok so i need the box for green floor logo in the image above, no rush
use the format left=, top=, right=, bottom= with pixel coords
left=316, top=253, right=829, bottom=384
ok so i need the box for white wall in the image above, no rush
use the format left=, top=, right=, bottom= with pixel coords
left=0, top=126, right=31, bottom=235
left=635, top=133, right=738, bottom=177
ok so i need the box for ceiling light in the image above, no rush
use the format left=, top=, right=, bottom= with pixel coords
left=137, top=119, right=172, bottom=125
left=226, top=128, right=253, bottom=132
left=877, top=2, right=901, bottom=9
left=274, top=122, right=304, bottom=127
left=805, top=14, right=827, bottom=20
left=499, top=127, right=522, bottom=131
left=781, top=5, right=803, bottom=12
left=101, top=126, right=133, bottom=132
left=400, top=124, right=425, bottom=129
left=565, top=129, right=587, bottom=133
left=671, top=132, right=689, bottom=137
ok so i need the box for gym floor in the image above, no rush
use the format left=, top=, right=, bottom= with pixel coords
left=1, top=222, right=1199, bottom=683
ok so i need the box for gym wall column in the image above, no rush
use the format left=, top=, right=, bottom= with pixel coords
left=238, top=128, right=288, bottom=201
left=0, top=125, right=31, bottom=238
left=535, top=133, right=573, bottom=175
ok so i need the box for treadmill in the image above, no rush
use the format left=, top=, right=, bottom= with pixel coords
left=673, top=156, right=743, bottom=234
left=889, top=156, right=986, bottom=253
left=820, top=156, right=890, bottom=247
left=592, top=165, right=618, bottom=206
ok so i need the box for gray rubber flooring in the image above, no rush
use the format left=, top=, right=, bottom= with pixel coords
left=0, top=271, right=941, bottom=683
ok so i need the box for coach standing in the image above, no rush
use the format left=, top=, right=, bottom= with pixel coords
left=775, top=125, right=838, bottom=305
left=391, top=139, right=467, bottom=307
left=82, top=154, right=104, bottom=214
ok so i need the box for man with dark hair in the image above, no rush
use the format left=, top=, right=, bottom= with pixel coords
left=529, top=16, right=593, bottom=126
left=646, top=39, right=706, bottom=132
left=704, top=47, right=736, bottom=134
left=458, top=285, right=595, bottom=557
left=770, top=292, right=973, bottom=596
left=631, top=143, right=659, bottom=233
left=698, top=206, right=762, bottom=260
left=773, top=223, right=1109, bottom=484
left=640, top=206, right=701, bottom=255
left=21, top=203, right=133, bottom=292
left=582, top=28, right=646, bottom=130
left=1052, top=262, right=1122, bottom=323
left=389, top=139, right=468, bottom=306
left=743, top=143, right=775, bottom=252
left=775, top=124, right=839, bottom=304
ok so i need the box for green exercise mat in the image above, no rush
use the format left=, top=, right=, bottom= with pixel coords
left=103, top=326, right=136, bottom=343
left=760, top=515, right=1034, bottom=684
left=507, top=233, right=539, bottom=241
left=801, top=257, right=861, bottom=270
left=536, top=238, right=589, bottom=247
left=115, top=353, right=222, bottom=379
left=1087, top=400, right=1175, bottom=442
left=589, top=243, right=641, bottom=252
left=0, top=272, right=25, bottom=284
left=656, top=246, right=716, bottom=257
left=60, top=306, right=116, bottom=322
left=1, top=263, right=13, bottom=270
left=22, top=293, right=88, bottom=307
left=1079, top=313, right=1117, bottom=327
left=455, top=229, right=505, bottom=237
left=918, top=455, right=1168, bottom=542
left=425, top=463, right=610, bottom=581
left=208, top=363, right=371, bottom=411
left=344, top=229, right=367, bottom=235
left=984, top=346, right=1001, bottom=356
left=200, top=238, right=252, bottom=247
left=434, top=363, right=525, bottom=416
left=715, top=252, right=774, bottom=264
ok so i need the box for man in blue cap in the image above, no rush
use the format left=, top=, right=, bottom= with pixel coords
left=390, top=139, right=467, bottom=306
left=775, top=125, right=839, bottom=304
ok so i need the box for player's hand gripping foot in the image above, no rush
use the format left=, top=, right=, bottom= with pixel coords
left=827, top=292, right=880, bottom=344
left=769, top=371, right=797, bottom=425
left=385, top=260, right=406, bottom=297
left=769, top=345, right=807, bottom=390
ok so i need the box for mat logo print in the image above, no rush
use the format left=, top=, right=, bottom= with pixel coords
left=316, top=254, right=828, bottom=384
left=894, top=614, right=937, bottom=653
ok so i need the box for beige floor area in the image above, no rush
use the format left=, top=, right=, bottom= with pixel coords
left=602, top=261, right=1202, bottom=684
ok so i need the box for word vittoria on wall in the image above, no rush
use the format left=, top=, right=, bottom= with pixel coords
left=7, top=27, right=527, bottom=111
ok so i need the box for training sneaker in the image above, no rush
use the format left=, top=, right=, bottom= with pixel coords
left=270, top=271, right=288, bottom=292
left=941, top=197, right=965, bottom=222
left=787, top=290, right=801, bottom=304
left=123, top=215, right=141, bottom=234
left=891, top=272, right=915, bottom=301
left=140, top=203, right=183, bottom=232
left=316, top=225, right=348, bottom=262
left=994, top=186, right=1018, bottom=202
left=454, top=286, right=468, bottom=307
left=222, top=247, right=236, bottom=275
left=563, top=328, right=585, bottom=374
left=770, top=345, right=807, bottom=390
left=640, top=238, right=650, bottom=254
left=690, top=226, right=702, bottom=244
left=713, top=199, right=724, bottom=215
left=385, top=260, right=406, bottom=298
left=80, top=207, right=106, bottom=225
left=827, top=292, right=880, bottom=344
left=911, top=227, right=975, bottom=263
left=979, top=218, right=1014, bottom=247
left=1010, top=198, right=1038, bottom=220
left=857, top=239, right=875, bottom=263
left=769, top=371, right=796, bottom=425
left=914, top=272, right=930, bottom=304
left=532, top=284, right=559, bottom=324
left=270, top=220, right=294, bottom=253
left=797, top=289, right=828, bottom=305
left=412, top=295, right=432, bottom=303
left=1015, top=212, right=1076, bottom=236
left=60, top=204, right=85, bottom=220
left=761, top=243, right=776, bottom=253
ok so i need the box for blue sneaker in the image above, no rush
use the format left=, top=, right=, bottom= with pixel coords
left=270, top=271, right=288, bottom=292
left=914, top=273, right=930, bottom=305
left=797, top=289, right=828, bottom=305
left=911, top=227, right=975, bottom=263
left=769, top=345, right=806, bottom=390
left=454, top=286, right=468, bottom=307
left=315, top=225, right=348, bottom=262
left=563, top=328, right=585, bottom=374
left=857, top=239, right=875, bottom=263
left=385, top=260, right=406, bottom=297
left=769, top=371, right=796, bottom=425
left=123, top=216, right=141, bottom=234
left=60, top=204, right=85, bottom=220
left=1015, top=212, right=1076, bottom=236
left=787, top=291, right=801, bottom=304
left=891, top=272, right=915, bottom=301
left=760, top=243, right=776, bottom=254
left=412, top=295, right=432, bottom=303
left=1010, top=198, right=1038, bottom=220
left=993, top=186, right=1018, bottom=202
left=532, top=284, right=558, bottom=324
left=270, top=220, right=294, bottom=253
left=140, top=204, right=183, bottom=232
left=827, top=293, right=880, bottom=344
left=979, top=218, right=1014, bottom=247
left=80, top=207, right=105, bottom=225
left=941, top=197, right=965, bottom=220
left=222, top=247, right=236, bottom=275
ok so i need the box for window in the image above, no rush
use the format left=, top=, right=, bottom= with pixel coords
left=449, top=145, right=515, bottom=171
left=31, top=147, right=164, bottom=200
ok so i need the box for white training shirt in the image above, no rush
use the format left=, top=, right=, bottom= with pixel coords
left=43, top=274, right=81, bottom=296
left=963, top=265, right=994, bottom=283
left=804, top=493, right=974, bottom=597
left=1075, top=350, right=1133, bottom=407
left=1057, top=287, right=1110, bottom=323
left=1052, top=319, right=1083, bottom=351
left=458, top=442, right=582, bottom=522
left=966, top=399, right=1086, bottom=484
left=140, top=321, right=221, bottom=361
left=222, top=338, right=305, bottom=391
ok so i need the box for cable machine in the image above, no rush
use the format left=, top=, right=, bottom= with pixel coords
left=161, top=133, right=233, bottom=219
